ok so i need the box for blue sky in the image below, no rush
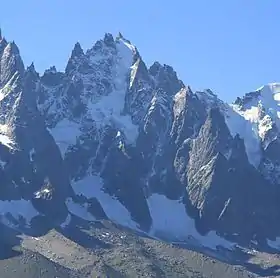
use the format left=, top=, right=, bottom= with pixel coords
left=1, top=0, right=280, bottom=101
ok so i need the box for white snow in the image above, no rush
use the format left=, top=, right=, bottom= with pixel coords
left=68, top=175, right=235, bottom=250
left=224, top=105, right=262, bottom=167
left=195, top=84, right=280, bottom=167
left=0, top=124, right=14, bottom=149
left=224, top=83, right=280, bottom=167
left=0, top=199, right=38, bottom=227
left=148, top=92, right=169, bottom=119
left=0, top=159, right=6, bottom=168
left=0, top=134, right=14, bottom=149
left=48, top=119, right=81, bottom=157
left=61, top=214, right=72, bottom=228
left=0, top=89, right=5, bottom=102
left=196, top=89, right=222, bottom=107
left=147, top=194, right=235, bottom=250
left=258, top=115, right=273, bottom=140
left=0, top=72, right=20, bottom=102
left=235, top=103, right=274, bottom=143
left=237, top=84, right=280, bottom=136
left=70, top=175, right=139, bottom=230
left=116, top=36, right=137, bottom=62
left=195, top=89, right=262, bottom=167
left=34, top=188, right=51, bottom=199
left=38, top=84, right=64, bottom=116
left=129, top=58, right=140, bottom=88
left=29, top=148, right=35, bottom=161
left=173, top=89, right=187, bottom=118
left=66, top=199, right=96, bottom=222
left=41, top=34, right=139, bottom=151
left=87, top=90, right=138, bottom=144
left=83, top=36, right=139, bottom=144
left=267, top=237, right=280, bottom=249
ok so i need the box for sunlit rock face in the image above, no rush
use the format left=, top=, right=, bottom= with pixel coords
left=0, top=30, right=280, bottom=248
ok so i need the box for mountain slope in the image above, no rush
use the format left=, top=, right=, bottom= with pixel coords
left=1, top=29, right=280, bottom=255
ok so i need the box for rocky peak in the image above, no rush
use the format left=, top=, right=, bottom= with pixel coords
left=0, top=40, right=24, bottom=86
left=3, top=62, right=39, bottom=130
left=234, top=83, right=280, bottom=110
left=231, top=83, right=280, bottom=154
left=23, top=63, right=40, bottom=100
left=149, top=61, right=161, bottom=76
left=149, top=61, right=184, bottom=95
left=26, top=62, right=40, bottom=81
left=130, top=57, right=150, bottom=88
left=171, top=86, right=207, bottom=145
left=27, top=62, right=36, bottom=72
left=45, top=66, right=57, bottom=74
left=234, top=91, right=261, bottom=108
left=115, top=33, right=138, bottom=64
left=88, top=34, right=117, bottom=56
left=143, top=89, right=171, bottom=134
left=41, top=66, right=65, bottom=88
left=65, top=42, right=85, bottom=75
left=116, top=32, right=132, bottom=46
left=195, top=89, right=226, bottom=112
left=2, top=30, right=280, bottom=246
left=103, top=33, right=115, bottom=48
left=0, top=31, right=7, bottom=54
left=72, top=42, right=84, bottom=57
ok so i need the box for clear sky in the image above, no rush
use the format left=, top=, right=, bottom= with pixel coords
left=1, top=0, right=280, bottom=102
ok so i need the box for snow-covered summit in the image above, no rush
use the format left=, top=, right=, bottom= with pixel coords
left=194, top=83, right=280, bottom=168
left=232, top=83, right=280, bottom=150
left=2, top=30, right=280, bottom=249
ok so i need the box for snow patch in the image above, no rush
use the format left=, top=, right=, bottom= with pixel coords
left=116, top=36, right=136, bottom=64
left=148, top=93, right=169, bottom=118
left=196, top=89, right=222, bottom=107
left=0, top=134, right=14, bottom=149
left=84, top=37, right=139, bottom=144
left=195, top=89, right=262, bottom=167
left=226, top=82, right=280, bottom=166
left=129, top=58, right=140, bottom=88
left=34, top=188, right=51, bottom=199
left=87, top=90, right=138, bottom=144
left=61, top=214, right=72, bottom=228
left=267, top=237, right=280, bottom=250
left=0, top=73, right=20, bottom=102
left=66, top=199, right=96, bottom=222
left=0, top=159, right=6, bottom=168
left=29, top=148, right=35, bottom=162
left=71, top=175, right=139, bottom=230
left=225, top=105, right=261, bottom=167
left=41, top=188, right=51, bottom=194
left=173, top=89, right=187, bottom=118
left=48, top=119, right=81, bottom=157
left=258, top=115, right=273, bottom=140
left=0, top=124, right=14, bottom=149
left=0, top=199, right=38, bottom=227
left=147, top=194, right=235, bottom=250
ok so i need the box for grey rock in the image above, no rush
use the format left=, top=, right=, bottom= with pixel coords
left=1, top=30, right=280, bottom=247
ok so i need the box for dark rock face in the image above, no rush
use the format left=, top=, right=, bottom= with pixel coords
left=1, top=30, right=280, bottom=245
left=185, top=108, right=280, bottom=239
left=0, top=35, right=70, bottom=222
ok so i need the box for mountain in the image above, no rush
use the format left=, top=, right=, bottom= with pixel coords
left=1, top=29, right=280, bottom=259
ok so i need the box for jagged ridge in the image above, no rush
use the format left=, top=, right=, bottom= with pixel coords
left=1, top=30, right=280, bottom=250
